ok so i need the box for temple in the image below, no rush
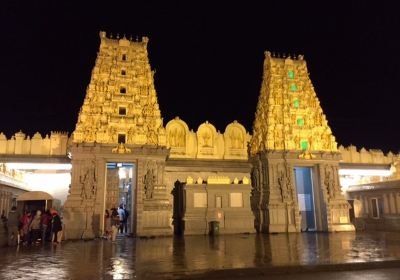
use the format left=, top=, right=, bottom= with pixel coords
left=1, top=32, right=400, bottom=240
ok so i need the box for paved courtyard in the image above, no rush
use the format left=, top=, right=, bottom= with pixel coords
left=0, top=231, right=399, bottom=279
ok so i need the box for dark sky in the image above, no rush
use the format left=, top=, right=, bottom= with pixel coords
left=1, top=1, right=399, bottom=153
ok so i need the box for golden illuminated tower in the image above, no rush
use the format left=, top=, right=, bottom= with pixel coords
left=64, top=32, right=171, bottom=240
left=72, top=31, right=166, bottom=146
left=250, top=51, right=337, bottom=155
left=250, top=52, right=354, bottom=233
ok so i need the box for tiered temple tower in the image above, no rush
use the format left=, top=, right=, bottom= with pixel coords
left=73, top=31, right=166, bottom=146
left=63, top=32, right=170, bottom=239
left=250, top=52, right=354, bottom=232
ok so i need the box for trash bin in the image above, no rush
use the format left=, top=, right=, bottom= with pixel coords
left=209, top=221, right=219, bottom=235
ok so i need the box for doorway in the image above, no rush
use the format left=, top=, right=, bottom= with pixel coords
left=105, top=162, right=136, bottom=234
left=294, top=167, right=316, bottom=231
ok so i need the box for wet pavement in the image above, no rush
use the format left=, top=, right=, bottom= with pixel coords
left=0, top=231, right=399, bottom=279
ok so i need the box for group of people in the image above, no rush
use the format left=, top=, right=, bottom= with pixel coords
left=6, top=206, right=62, bottom=246
left=103, top=205, right=129, bottom=242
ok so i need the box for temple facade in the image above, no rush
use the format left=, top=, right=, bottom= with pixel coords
left=9, top=31, right=396, bottom=239
left=62, top=32, right=255, bottom=238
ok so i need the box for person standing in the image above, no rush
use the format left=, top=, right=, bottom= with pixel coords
left=50, top=209, right=62, bottom=244
left=20, top=210, right=32, bottom=245
left=104, top=209, right=111, bottom=240
left=7, top=206, right=20, bottom=246
left=40, top=210, right=52, bottom=243
left=110, top=208, right=119, bottom=242
left=122, top=208, right=129, bottom=234
left=117, top=205, right=125, bottom=234
left=29, top=210, right=42, bottom=244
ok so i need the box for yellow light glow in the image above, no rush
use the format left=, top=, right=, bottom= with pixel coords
left=23, top=172, right=71, bottom=204
left=6, top=163, right=72, bottom=171
left=118, top=168, right=126, bottom=179
left=338, top=168, right=392, bottom=177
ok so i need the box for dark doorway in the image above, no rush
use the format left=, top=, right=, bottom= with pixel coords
left=294, top=167, right=316, bottom=231
left=171, top=180, right=185, bottom=235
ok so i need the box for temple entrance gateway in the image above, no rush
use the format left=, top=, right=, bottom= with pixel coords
left=105, top=162, right=136, bottom=234
left=250, top=51, right=355, bottom=233
left=294, top=167, right=316, bottom=231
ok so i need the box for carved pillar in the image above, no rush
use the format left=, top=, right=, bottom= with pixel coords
left=63, top=146, right=99, bottom=240
left=250, top=157, right=263, bottom=232
left=4, top=192, right=8, bottom=215
left=253, top=152, right=301, bottom=233
left=383, top=194, right=389, bottom=214
left=137, top=155, right=172, bottom=236
left=0, top=191, right=4, bottom=216
left=320, top=163, right=354, bottom=232
left=396, top=193, right=400, bottom=214
left=389, top=193, right=396, bottom=214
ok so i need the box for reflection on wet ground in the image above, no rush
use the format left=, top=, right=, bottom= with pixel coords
left=0, top=231, right=399, bottom=279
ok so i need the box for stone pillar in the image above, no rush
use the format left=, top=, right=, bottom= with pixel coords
left=363, top=196, right=369, bottom=216
left=383, top=194, right=390, bottom=214
left=252, top=152, right=302, bottom=233
left=388, top=193, right=396, bottom=214
left=63, top=152, right=97, bottom=240
left=0, top=191, right=4, bottom=215
left=136, top=157, right=172, bottom=236
left=321, top=163, right=354, bottom=232
left=396, top=193, right=400, bottom=214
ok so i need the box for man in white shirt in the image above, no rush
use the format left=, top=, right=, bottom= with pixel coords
left=117, top=205, right=125, bottom=233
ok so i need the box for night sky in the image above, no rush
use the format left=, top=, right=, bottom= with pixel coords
left=1, top=1, right=399, bottom=153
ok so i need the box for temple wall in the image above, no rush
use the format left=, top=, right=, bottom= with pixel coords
left=165, top=159, right=255, bottom=234
left=347, top=181, right=400, bottom=231
left=0, top=131, right=69, bottom=156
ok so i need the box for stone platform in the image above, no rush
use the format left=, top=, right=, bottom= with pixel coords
left=0, top=231, right=399, bottom=279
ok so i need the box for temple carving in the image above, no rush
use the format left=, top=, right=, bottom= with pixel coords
left=165, top=118, right=249, bottom=160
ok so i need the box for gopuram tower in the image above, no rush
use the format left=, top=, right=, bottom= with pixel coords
left=63, top=31, right=170, bottom=239
left=250, top=51, right=355, bottom=233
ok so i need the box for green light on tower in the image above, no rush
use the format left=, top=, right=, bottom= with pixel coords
left=293, top=99, right=299, bottom=108
left=291, top=84, right=297, bottom=91
left=300, top=140, right=308, bottom=150
left=297, top=118, right=304, bottom=126
left=288, top=70, right=294, bottom=79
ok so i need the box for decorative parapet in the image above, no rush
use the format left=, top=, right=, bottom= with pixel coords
left=207, top=176, right=231, bottom=184
left=165, top=117, right=249, bottom=160
left=184, top=175, right=251, bottom=185
left=339, top=145, right=400, bottom=182
left=0, top=131, right=69, bottom=156
left=339, top=145, right=399, bottom=165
